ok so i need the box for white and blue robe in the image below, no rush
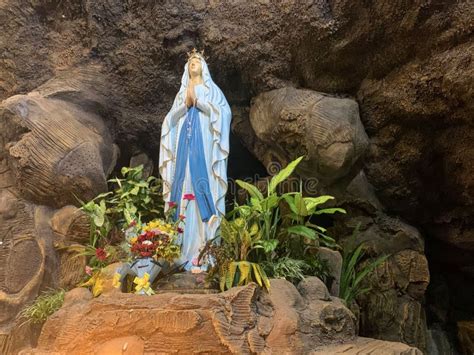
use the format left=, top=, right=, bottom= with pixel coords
left=159, top=58, right=231, bottom=271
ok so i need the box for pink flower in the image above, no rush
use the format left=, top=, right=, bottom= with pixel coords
left=85, top=265, right=93, bottom=276
left=128, top=220, right=137, bottom=227
left=191, top=257, right=201, bottom=266
left=168, top=201, right=177, bottom=208
left=183, top=193, right=195, bottom=201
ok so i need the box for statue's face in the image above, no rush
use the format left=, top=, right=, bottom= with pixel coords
left=188, top=57, right=203, bottom=78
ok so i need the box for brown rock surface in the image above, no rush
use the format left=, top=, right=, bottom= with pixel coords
left=311, top=337, right=423, bottom=355
left=315, top=247, right=343, bottom=296
left=248, top=88, right=369, bottom=182
left=332, top=208, right=430, bottom=351
left=0, top=64, right=119, bottom=352
left=458, top=321, right=474, bottom=355
left=50, top=205, right=90, bottom=245
left=0, top=65, right=118, bottom=208
left=20, top=278, right=422, bottom=355
left=0, top=200, right=58, bottom=354
left=22, top=278, right=358, bottom=354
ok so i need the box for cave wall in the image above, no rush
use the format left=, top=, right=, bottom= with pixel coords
left=0, top=0, right=472, bottom=352
left=1, top=0, right=471, bottom=250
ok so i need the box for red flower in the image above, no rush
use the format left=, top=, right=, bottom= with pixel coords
left=128, top=220, right=137, bottom=227
left=183, top=193, right=195, bottom=201
left=178, top=214, right=186, bottom=220
left=177, top=227, right=184, bottom=234
left=168, top=201, right=177, bottom=208
left=95, top=248, right=107, bottom=261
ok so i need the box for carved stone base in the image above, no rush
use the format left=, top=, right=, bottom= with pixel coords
left=19, top=278, right=421, bottom=354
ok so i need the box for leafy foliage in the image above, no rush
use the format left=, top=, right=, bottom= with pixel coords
left=339, top=222, right=389, bottom=305
left=74, top=165, right=177, bottom=296
left=105, top=166, right=164, bottom=226
left=233, top=156, right=345, bottom=264
left=19, top=288, right=65, bottom=324
left=77, top=164, right=163, bottom=247
left=202, top=156, right=345, bottom=291
left=262, top=257, right=308, bottom=283
left=219, top=261, right=270, bottom=291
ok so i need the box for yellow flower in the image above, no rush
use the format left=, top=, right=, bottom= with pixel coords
left=133, top=273, right=155, bottom=296
left=112, top=272, right=121, bottom=289
left=81, top=271, right=104, bottom=297
left=92, top=277, right=104, bottom=297
left=130, top=237, right=138, bottom=244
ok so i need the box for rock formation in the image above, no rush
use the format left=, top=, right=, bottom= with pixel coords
left=0, top=0, right=470, bottom=250
left=242, top=85, right=431, bottom=350
left=0, top=64, right=118, bottom=352
left=248, top=87, right=369, bottom=183
left=0, top=0, right=472, bottom=353
left=20, top=278, right=421, bottom=355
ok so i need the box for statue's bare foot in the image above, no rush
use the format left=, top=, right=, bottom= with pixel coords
left=191, top=266, right=204, bottom=274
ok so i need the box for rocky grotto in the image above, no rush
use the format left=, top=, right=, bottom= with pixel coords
left=0, top=1, right=472, bottom=354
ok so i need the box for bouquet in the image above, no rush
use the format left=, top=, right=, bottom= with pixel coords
left=129, top=219, right=181, bottom=261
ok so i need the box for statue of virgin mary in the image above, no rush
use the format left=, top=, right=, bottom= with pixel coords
left=159, top=49, right=231, bottom=273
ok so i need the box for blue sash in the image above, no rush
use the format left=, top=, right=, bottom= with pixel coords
left=170, top=106, right=216, bottom=222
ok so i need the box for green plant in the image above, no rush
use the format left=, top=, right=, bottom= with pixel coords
left=233, top=156, right=345, bottom=265
left=76, top=164, right=164, bottom=248
left=19, top=288, right=66, bottom=324
left=262, top=257, right=307, bottom=283
left=79, top=196, right=113, bottom=248
left=204, top=156, right=346, bottom=291
left=214, top=217, right=270, bottom=291
left=262, top=255, right=332, bottom=285
left=220, top=261, right=270, bottom=291
left=281, top=192, right=342, bottom=249
left=220, top=217, right=260, bottom=261
left=339, top=222, right=389, bottom=305
left=106, top=165, right=164, bottom=226
left=304, top=255, right=332, bottom=284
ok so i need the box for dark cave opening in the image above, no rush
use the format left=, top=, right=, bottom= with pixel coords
left=425, top=235, right=474, bottom=353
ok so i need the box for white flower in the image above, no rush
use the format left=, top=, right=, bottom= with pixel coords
left=142, top=240, right=153, bottom=245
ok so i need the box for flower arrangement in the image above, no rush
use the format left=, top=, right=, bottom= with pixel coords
left=112, top=196, right=195, bottom=295
left=128, top=218, right=181, bottom=261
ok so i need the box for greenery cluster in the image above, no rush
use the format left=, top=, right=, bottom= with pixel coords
left=74, top=159, right=385, bottom=303
left=19, top=288, right=66, bottom=325
left=77, top=165, right=164, bottom=249
left=73, top=165, right=168, bottom=297
left=19, top=159, right=388, bottom=324
left=201, top=156, right=346, bottom=291
left=339, top=222, right=389, bottom=305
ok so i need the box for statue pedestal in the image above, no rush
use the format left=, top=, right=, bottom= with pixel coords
left=18, top=278, right=422, bottom=354
left=155, top=272, right=219, bottom=294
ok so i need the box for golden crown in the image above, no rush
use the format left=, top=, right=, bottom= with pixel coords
left=186, top=48, right=207, bottom=61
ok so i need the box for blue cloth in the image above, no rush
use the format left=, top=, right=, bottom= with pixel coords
left=170, top=106, right=216, bottom=222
